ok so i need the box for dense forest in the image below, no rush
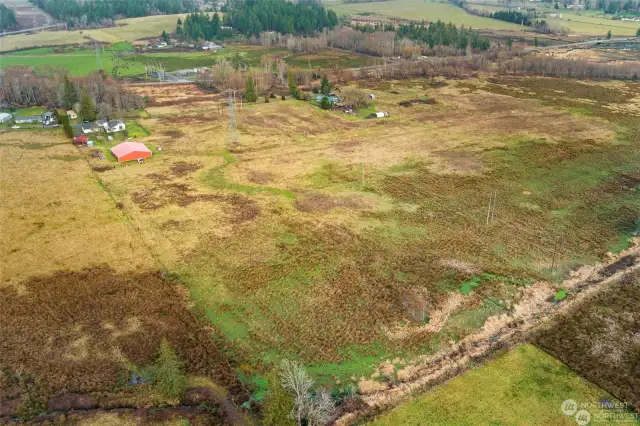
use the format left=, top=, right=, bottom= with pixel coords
left=223, top=0, right=339, bottom=37
left=178, top=12, right=232, bottom=40
left=490, top=10, right=532, bottom=26
left=397, top=21, right=491, bottom=50
left=28, top=0, right=196, bottom=27
left=0, top=3, right=18, bottom=31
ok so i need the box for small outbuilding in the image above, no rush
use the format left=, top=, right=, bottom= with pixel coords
left=81, top=122, right=100, bottom=134
left=107, top=120, right=126, bottom=133
left=0, top=112, right=12, bottom=123
left=111, top=142, right=152, bottom=163
left=15, top=115, right=42, bottom=124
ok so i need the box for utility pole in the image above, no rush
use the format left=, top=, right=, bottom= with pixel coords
left=486, top=191, right=497, bottom=225
left=227, top=89, right=239, bottom=149
left=550, top=234, right=564, bottom=279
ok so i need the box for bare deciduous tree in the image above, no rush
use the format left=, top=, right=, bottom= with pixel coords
left=279, top=359, right=313, bottom=426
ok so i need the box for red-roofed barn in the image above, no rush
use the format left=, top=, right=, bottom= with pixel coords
left=110, top=142, right=152, bottom=163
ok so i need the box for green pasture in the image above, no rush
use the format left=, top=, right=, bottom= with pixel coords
left=371, top=344, right=636, bottom=425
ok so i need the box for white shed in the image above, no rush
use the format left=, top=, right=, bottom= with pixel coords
left=0, top=112, right=12, bottom=123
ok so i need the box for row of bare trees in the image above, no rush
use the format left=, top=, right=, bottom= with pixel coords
left=1, top=67, right=145, bottom=111
left=254, top=27, right=400, bottom=57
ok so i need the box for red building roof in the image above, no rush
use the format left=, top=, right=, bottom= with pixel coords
left=110, top=142, right=152, bottom=163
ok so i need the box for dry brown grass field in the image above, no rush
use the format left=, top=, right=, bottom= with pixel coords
left=96, top=78, right=640, bottom=386
left=0, top=131, right=241, bottom=419
left=2, top=74, right=640, bottom=417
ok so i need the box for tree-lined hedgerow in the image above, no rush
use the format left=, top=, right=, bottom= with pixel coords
left=2, top=67, right=145, bottom=112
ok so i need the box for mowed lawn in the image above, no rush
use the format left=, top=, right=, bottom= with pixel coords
left=371, top=344, right=636, bottom=426
left=324, top=0, right=522, bottom=30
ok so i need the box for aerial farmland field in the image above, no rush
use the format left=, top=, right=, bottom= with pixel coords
left=0, top=13, right=191, bottom=52
left=2, top=16, right=640, bottom=421
left=325, top=0, right=523, bottom=30
left=78, top=77, right=640, bottom=391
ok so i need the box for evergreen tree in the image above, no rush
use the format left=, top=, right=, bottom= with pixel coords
left=320, top=96, right=331, bottom=110
left=60, top=113, right=73, bottom=138
left=534, top=37, right=539, bottom=47
left=62, top=75, right=77, bottom=110
left=606, top=30, right=612, bottom=39
left=245, top=75, right=257, bottom=102
left=288, top=71, right=299, bottom=99
left=231, top=52, right=245, bottom=70
left=262, top=371, right=296, bottom=426
left=636, top=28, right=640, bottom=37
left=78, top=90, right=96, bottom=122
left=161, top=29, right=169, bottom=42
left=320, top=75, right=331, bottom=95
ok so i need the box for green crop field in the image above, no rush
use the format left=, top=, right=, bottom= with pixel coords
left=371, top=344, right=637, bottom=425
left=0, top=43, right=373, bottom=77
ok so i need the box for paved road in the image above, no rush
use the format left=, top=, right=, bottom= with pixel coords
left=0, top=23, right=64, bottom=37
left=526, top=35, right=639, bottom=51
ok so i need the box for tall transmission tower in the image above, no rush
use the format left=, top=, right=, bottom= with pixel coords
left=227, top=90, right=239, bottom=148
left=95, top=43, right=102, bottom=70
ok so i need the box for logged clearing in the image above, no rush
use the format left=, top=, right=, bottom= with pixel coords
left=370, top=344, right=636, bottom=425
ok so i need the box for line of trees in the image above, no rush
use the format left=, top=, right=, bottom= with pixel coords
left=0, top=3, right=18, bottom=31
left=224, top=0, right=339, bottom=37
left=28, top=0, right=196, bottom=28
left=490, top=10, right=532, bottom=26
left=396, top=21, right=491, bottom=50
left=2, top=67, right=145, bottom=114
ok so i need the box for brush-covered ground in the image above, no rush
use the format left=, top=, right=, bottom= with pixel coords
left=0, top=130, right=243, bottom=420
left=90, top=76, right=640, bottom=398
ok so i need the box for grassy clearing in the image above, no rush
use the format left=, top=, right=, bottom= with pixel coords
left=284, top=50, right=379, bottom=69
left=0, top=130, right=241, bottom=418
left=548, top=13, right=640, bottom=36
left=69, top=78, right=640, bottom=394
left=1, top=43, right=371, bottom=77
left=324, top=0, right=522, bottom=30
left=371, top=344, right=636, bottom=425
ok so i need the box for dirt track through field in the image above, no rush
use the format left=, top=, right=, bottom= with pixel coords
left=337, top=241, right=640, bottom=424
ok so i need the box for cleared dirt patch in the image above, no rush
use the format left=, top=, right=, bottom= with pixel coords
left=132, top=181, right=260, bottom=223
left=295, top=192, right=369, bottom=213
left=247, top=169, right=274, bottom=184
left=0, top=267, right=241, bottom=416
left=170, top=161, right=202, bottom=177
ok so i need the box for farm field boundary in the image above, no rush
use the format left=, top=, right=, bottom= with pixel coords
left=337, top=241, right=640, bottom=423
